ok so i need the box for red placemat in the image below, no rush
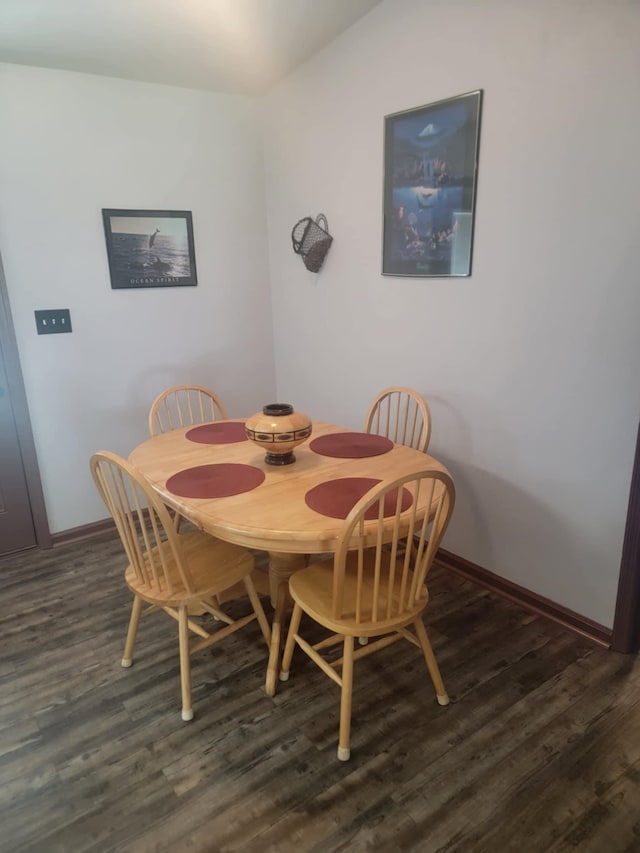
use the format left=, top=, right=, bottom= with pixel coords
left=166, top=463, right=265, bottom=499
left=309, top=432, right=393, bottom=458
left=185, top=422, right=248, bottom=444
left=305, top=477, right=413, bottom=520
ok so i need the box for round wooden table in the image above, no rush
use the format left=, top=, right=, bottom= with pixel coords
left=129, top=420, right=450, bottom=695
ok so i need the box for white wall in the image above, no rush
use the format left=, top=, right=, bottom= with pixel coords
left=0, top=64, right=275, bottom=533
left=263, top=0, right=640, bottom=627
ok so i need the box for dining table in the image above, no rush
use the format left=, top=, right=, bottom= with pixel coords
left=128, top=419, right=451, bottom=695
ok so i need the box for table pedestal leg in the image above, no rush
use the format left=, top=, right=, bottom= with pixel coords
left=265, top=552, right=307, bottom=697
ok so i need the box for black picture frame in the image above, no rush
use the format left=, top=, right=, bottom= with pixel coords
left=382, top=90, right=482, bottom=277
left=102, top=209, right=197, bottom=289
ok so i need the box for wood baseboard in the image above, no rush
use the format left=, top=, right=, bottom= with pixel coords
left=51, top=518, right=612, bottom=649
left=435, top=547, right=612, bottom=649
left=51, top=517, right=116, bottom=546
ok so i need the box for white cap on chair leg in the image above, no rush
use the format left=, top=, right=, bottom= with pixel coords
left=337, top=746, right=351, bottom=761
left=181, top=708, right=194, bottom=721
left=279, top=670, right=290, bottom=682
left=437, top=693, right=450, bottom=706
left=121, top=658, right=132, bottom=668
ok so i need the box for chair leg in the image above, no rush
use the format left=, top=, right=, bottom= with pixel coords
left=243, top=576, right=272, bottom=647
left=279, top=602, right=303, bottom=682
left=178, top=605, right=193, bottom=721
left=211, top=594, right=221, bottom=620
left=338, top=635, right=354, bottom=761
left=121, top=594, right=143, bottom=667
left=414, top=617, right=449, bottom=706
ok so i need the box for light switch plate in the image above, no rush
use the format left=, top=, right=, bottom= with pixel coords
left=35, top=309, right=72, bottom=334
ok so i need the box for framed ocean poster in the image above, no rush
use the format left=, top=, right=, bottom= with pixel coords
left=102, top=209, right=197, bottom=289
left=382, top=90, right=482, bottom=277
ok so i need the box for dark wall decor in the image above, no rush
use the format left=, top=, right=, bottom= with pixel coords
left=291, top=214, right=333, bottom=273
left=102, top=209, right=197, bottom=289
left=382, top=90, right=482, bottom=277
left=612, top=418, right=640, bottom=654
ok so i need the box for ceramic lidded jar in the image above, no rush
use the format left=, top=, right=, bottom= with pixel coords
left=245, top=403, right=312, bottom=465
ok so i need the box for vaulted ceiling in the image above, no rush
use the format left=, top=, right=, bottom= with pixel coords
left=0, top=0, right=382, bottom=94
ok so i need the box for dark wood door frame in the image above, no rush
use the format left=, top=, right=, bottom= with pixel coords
left=611, top=418, right=640, bottom=653
left=0, top=253, right=51, bottom=551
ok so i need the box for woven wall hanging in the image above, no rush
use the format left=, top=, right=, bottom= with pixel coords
left=291, top=213, right=333, bottom=273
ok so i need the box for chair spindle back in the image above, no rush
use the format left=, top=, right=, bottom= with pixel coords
left=149, top=385, right=228, bottom=436
left=331, top=470, right=454, bottom=625
left=364, top=387, right=431, bottom=452
left=91, top=451, right=195, bottom=597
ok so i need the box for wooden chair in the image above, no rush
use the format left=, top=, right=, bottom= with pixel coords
left=280, top=469, right=455, bottom=761
left=364, top=386, right=431, bottom=452
left=149, top=384, right=227, bottom=437
left=148, top=384, right=228, bottom=533
left=90, top=451, right=271, bottom=721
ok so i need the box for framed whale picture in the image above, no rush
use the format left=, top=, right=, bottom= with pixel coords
left=382, top=90, right=482, bottom=277
left=102, top=209, right=197, bottom=289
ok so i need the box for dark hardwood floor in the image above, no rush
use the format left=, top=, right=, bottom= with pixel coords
left=2, top=530, right=639, bottom=852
